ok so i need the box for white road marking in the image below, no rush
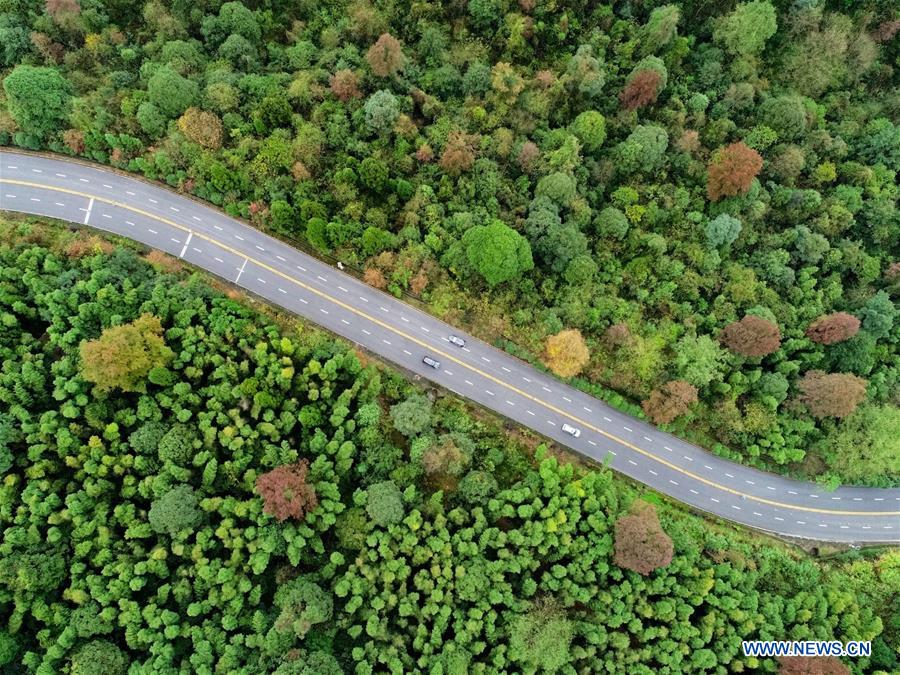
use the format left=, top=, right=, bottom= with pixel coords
left=192, top=247, right=201, bottom=253
left=643, top=436, right=652, bottom=442
left=255, top=245, right=264, bottom=251
left=608, top=450, right=616, bottom=456
left=818, top=524, right=828, bottom=528
left=588, top=440, right=596, bottom=446
left=583, top=407, right=591, bottom=412
left=31, top=168, right=41, bottom=173
left=192, top=216, right=201, bottom=222
left=704, top=465, right=713, bottom=470
left=102, top=213, right=112, bottom=218
left=527, top=410, right=535, bottom=415
left=401, top=316, right=409, bottom=322
left=462, top=347, right=470, bottom=352
left=55, top=173, right=66, bottom=178
left=663, top=446, right=673, bottom=452
left=338, top=286, right=348, bottom=292
left=276, top=255, right=285, bottom=261
left=648, top=469, right=657, bottom=476
left=874, top=498, right=884, bottom=501
left=710, top=498, right=720, bottom=503
left=278, top=288, right=286, bottom=294
left=403, top=350, right=412, bottom=355
left=171, top=237, right=180, bottom=243
left=753, top=512, right=763, bottom=516
left=3, top=194, right=14, bottom=199
left=341, top=319, right=349, bottom=325
left=79, top=178, right=89, bottom=183
left=725, top=473, right=734, bottom=478
left=256, top=278, right=266, bottom=284
left=788, top=491, right=798, bottom=495
left=384, top=339, right=393, bottom=346
left=628, top=459, right=637, bottom=466
left=299, top=298, right=307, bottom=304
left=502, top=366, right=511, bottom=373
left=55, top=202, right=64, bottom=206
left=320, top=308, right=328, bottom=314
left=30, top=197, right=40, bottom=202
left=563, top=396, right=571, bottom=402
left=506, top=400, right=514, bottom=406
left=840, top=525, right=849, bottom=529
left=126, top=221, right=134, bottom=226
left=6, top=165, right=17, bottom=169
left=147, top=228, right=157, bottom=234
left=214, top=257, right=223, bottom=263
left=732, top=505, right=741, bottom=510
left=746, top=480, right=755, bottom=485
left=421, top=326, right=429, bottom=332
left=543, top=387, right=552, bottom=392
left=548, top=420, right=556, bottom=426
left=83, top=197, right=93, bottom=224
left=179, top=231, right=193, bottom=258
left=213, top=225, right=223, bottom=231
left=465, top=380, right=473, bottom=386
left=234, top=258, right=248, bottom=283
left=853, top=498, right=862, bottom=501
left=103, top=184, right=112, bottom=189
left=603, top=417, right=612, bottom=422
left=683, top=456, right=693, bottom=462
left=148, top=198, right=157, bottom=203
left=482, top=357, right=491, bottom=363
left=317, top=276, right=327, bottom=283
left=486, top=390, right=495, bottom=396
left=623, top=426, right=632, bottom=433
left=767, top=486, right=776, bottom=491
left=126, top=190, right=135, bottom=195
left=380, top=306, right=389, bottom=312
left=832, top=497, right=841, bottom=500
left=235, top=235, right=244, bottom=241
left=690, top=489, right=698, bottom=495
left=297, top=266, right=306, bottom=272
left=362, top=329, right=371, bottom=335
left=523, top=377, right=531, bottom=383
left=774, top=517, right=784, bottom=521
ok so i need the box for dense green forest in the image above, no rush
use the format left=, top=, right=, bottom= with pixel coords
left=0, top=0, right=898, bottom=485
left=0, top=218, right=897, bottom=673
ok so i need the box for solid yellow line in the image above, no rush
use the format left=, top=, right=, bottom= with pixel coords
left=4, top=177, right=899, bottom=519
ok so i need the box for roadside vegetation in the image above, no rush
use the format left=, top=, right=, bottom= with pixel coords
left=0, top=0, right=897, bottom=486
left=0, top=218, right=897, bottom=673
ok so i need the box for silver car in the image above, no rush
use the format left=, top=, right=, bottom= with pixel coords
left=448, top=335, right=466, bottom=347
left=422, top=355, right=441, bottom=369
left=561, top=423, right=581, bottom=438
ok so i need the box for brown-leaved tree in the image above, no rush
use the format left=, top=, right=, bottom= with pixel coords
left=613, top=501, right=674, bottom=576
left=798, top=371, right=868, bottom=419
left=721, top=315, right=781, bottom=357
left=256, top=460, right=318, bottom=522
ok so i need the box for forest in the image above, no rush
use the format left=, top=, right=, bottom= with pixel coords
left=0, top=0, right=897, bottom=488
left=0, top=217, right=897, bottom=673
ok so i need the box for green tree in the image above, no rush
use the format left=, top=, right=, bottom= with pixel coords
left=148, top=485, right=203, bottom=535
left=858, top=291, right=896, bottom=339
left=705, top=214, right=742, bottom=249
left=147, top=66, right=199, bottom=119
left=616, top=125, right=669, bottom=174
left=713, top=1, right=777, bottom=57
left=363, top=90, right=400, bottom=135
left=70, top=640, right=128, bottom=675
left=823, top=405, right=900, bottom=483
left=569, top=111, right=606, bottom=154
left=461, top=220, right=534, bottom=287
left=390, top=394, right=433, bottom=436
left=674, top=334, right=727, bottom=387
left=3, top=65, right=72, bottom=141
left=366, top=480, right=405, bottom=526
left=508, top=599, right=573, bottom=672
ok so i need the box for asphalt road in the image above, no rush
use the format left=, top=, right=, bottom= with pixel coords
left=2, top=150, right=898, bottom=544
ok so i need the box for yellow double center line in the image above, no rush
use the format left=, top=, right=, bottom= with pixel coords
left=4, top=177, right=899, bottom=520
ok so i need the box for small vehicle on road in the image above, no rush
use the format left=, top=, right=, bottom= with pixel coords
left=448, top=335, right=466, bottom=347
left=561, top=423, right=581, bottom=438
left=422, top=355, right=441, bottom=369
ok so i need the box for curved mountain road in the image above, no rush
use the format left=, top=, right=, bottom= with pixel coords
left=2, top=150, right=898, bottom=544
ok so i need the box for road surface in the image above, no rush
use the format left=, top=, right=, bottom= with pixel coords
left=2, top=150, right=898, bottom=543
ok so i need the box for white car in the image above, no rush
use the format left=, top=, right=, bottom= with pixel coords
left=561, top=423, right=581, bottom=438
left=448, top=335, right=466, bottom=347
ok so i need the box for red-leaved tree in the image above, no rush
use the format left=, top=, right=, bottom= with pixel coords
left=619, top=69, right=662, bottom=111
left=366, top=33, right=403, bottom=77
left=642, top=380, right=698, bottom=425
left=798, top=371, right=868, bottom=419
left=613, top=501, right=674, bottom=575
left=330, top=69, right=361, bottom=102
left=256, top=460, right=318, bottom=522
left=721, top=315, right=781, bottom=357
left=778, top=655, right=850, bottom=675
left=805, top=312, right=860, bottom=345
left=707, top=141, right=763, bottom=201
